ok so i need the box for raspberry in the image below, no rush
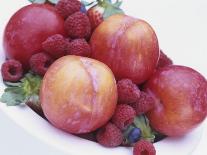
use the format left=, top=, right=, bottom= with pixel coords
left=96, top=122, right=123, bottom=147
left=117, top=79, right=140, bottom=104
left=133, top=140, right=156, bottom=155
left=68, top=39, right=91, bottom=57
left=29, top=53, right=54, bottom=76
left=1, top=59, right=23, bottom=82
left=55, top=0, right=82, bottom=19
left=130, top=92, right=155, bottom=115
left=157, top=50, right=173, bottom=68
left=112, top=104, right=136, bottom=130
left=64, top=12, right=91, bottom=39
left=42, top=34, right=69, bottom=59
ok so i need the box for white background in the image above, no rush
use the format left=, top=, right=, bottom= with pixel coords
left=0, top=0, right=207, bottom=155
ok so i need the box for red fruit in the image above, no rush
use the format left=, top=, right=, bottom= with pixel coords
left=55, top=0, right=81, bottom=19
left=157, top=50, right=173, bottom=68
left=1, top=59, right=23, bottom=82
left=64, top=12, right=91, bottom=39
left=42, top=34, right=69, bottom=59
left=133, top=140, right=156, bottom=155
left=145, top=65, right=207, bottom=136
left=40, top=56, right=117, bottom=134
left=68, top=39, right=91, bottom=57
left=130, top=92, right=155, bottom=115
left=96, top=122, right=123, bottom=147
left=112, top=104, right=136, bottom=130
left=117, top=79, right=140, bottom=104
left=3, top=4, right=65, bottom=70
left=29, top=52, right=54, bottom=76
left=87, top=4, right=104, bottom=30
left=90, top=14, right=159, bottom=84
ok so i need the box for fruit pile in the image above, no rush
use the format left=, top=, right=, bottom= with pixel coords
left=1, top=0, right=207, bottom=155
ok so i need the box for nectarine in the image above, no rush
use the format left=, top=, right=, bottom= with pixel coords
left=90, top=14, right=159, bottom=84
left=145, top=65, right=207, bottom=136
left=40, top=56, right=117, bottom=134
left=3, top=4, right=65, bottom=70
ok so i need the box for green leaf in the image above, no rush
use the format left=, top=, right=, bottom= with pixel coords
left=133, top=115, right=155, bottom=142
left=0, top=92, right=25, bottom=106
left=0, top=73, right=42, bottom=106
left=103, top=5, right=124, bottom=19
left=22, top=73, right=42, bottom=96
left=4, top=81, right=21, bottom=87
left=113, top=0, right=122, bottom=8
left=81, top=0, right=95, bottom=6
left=28, top=0, right=46, bottom=4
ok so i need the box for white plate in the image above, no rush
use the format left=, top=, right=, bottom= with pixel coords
left=0, top=0, right=207, bottom=155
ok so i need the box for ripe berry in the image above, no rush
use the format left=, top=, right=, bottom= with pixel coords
left=55, top=0, right=82, bottom=19
left=1, top=59, right=23, bottom=82
left=117, top=79, right=140, bottom=104
left=29, top=53, right=54, bottom=76
left=130, top=92, right=155, bottom=115
left=67, top=39, right=91, bottom=57
left=128, top=128, right=142, bottom=143
left=42, top=34, right=69, bottom=59
left=64, top=12, right=91, bottom=39
left=96, top=122, right=123, bottom=147
left=112, top=104, right=136, bottom=130
left=133, top=140, right=156, bottom=155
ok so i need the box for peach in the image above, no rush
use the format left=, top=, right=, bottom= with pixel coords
left=90, top=14, right=159, bottom=84
left=40, top=55, right=117, bottom=134
left=145, top=65, right=207, bottom=136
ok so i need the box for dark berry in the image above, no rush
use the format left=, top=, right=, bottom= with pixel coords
left=29, top=53, right=54, bottom=76
left=1, top=59, right=23, bottom=82
left=128, top=128, right=142, bottom=143
left=80, top=4, right=87, bottom=13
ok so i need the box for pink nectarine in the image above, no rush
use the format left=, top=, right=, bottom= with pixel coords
left=145, top=65, right=207, bottom=136
left=90, top=14, right=159, bottom=84
left=3, top=4, right=65, bottom=70
left=40, top=55, right=117, bottom=134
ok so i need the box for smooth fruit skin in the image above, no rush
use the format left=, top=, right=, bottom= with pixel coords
left=40, top=56, right=117, bottom=134
left=3, top=4, right=65, bottom=70
left=145, top=65, right=207, bottom=136
left=90, top=14, right=159, bottom=84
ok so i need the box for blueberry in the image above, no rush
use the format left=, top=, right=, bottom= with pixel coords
left=128, top=128, right=141, bottom=143
left=80, top=5, right=87, bottom=13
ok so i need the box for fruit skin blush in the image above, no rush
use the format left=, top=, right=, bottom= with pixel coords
left=145, top=65, right=207, bottom=136
left=3, top=4, right=65, bottom=70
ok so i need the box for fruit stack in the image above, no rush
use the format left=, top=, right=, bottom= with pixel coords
left=1, top=0, right=207, bottom=155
